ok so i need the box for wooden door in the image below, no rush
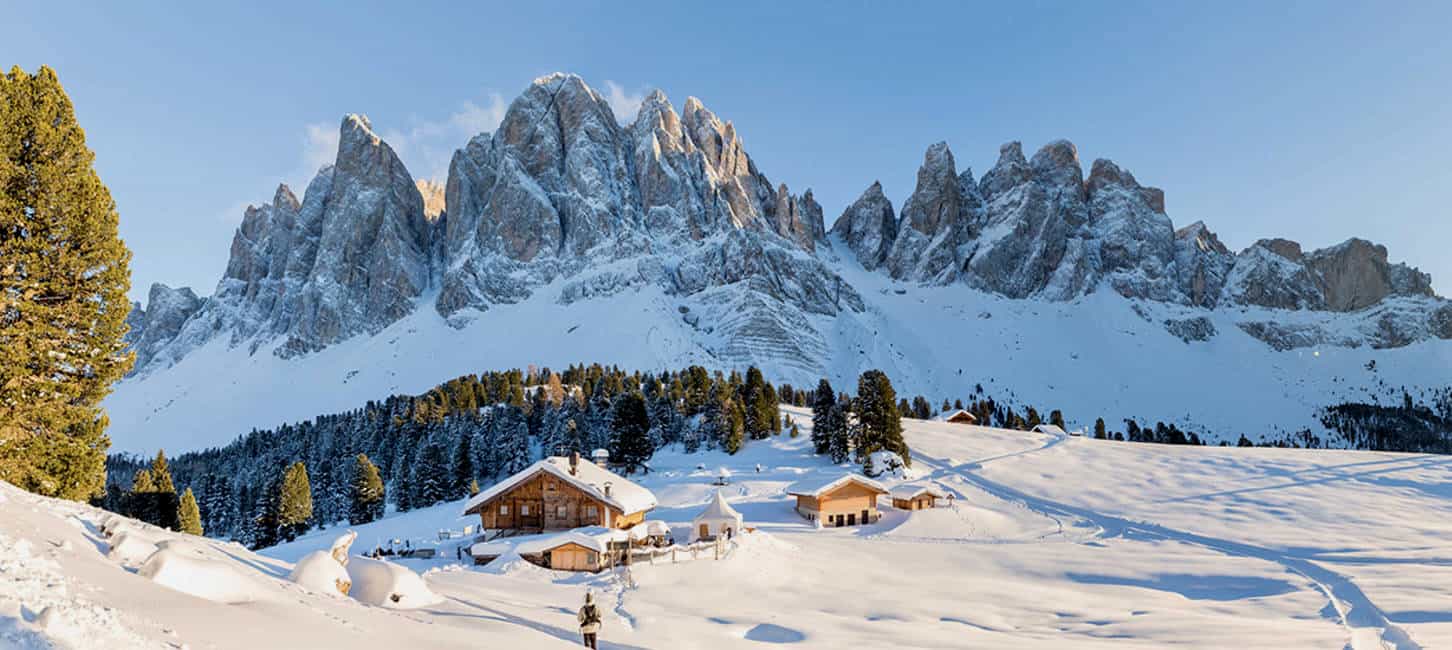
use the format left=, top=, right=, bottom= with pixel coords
left=518, top=499, right=543, bottom=529
left=699, top=523, right=710, bottom=539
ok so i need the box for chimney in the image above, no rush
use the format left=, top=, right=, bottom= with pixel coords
left=603, top=481, right=612, bottom=497
left=569, top=451, right=580, bottom=476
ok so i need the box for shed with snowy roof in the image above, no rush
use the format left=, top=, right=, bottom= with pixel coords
left=890, top=484, right=946, bottom=510
left=939, top=409, right=978, bottom=425
left=786, top=474, right=888, bottom=527
left=1031, top=424, right=1068, bottom=437
left=691, top=490, right=744, bottom=542
left=516, top=527, right=631, bottom=573
left=462, top=452, right=657, bottom=533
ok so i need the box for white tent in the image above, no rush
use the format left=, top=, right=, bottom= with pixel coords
left=691, top=489, right=744, bottom=542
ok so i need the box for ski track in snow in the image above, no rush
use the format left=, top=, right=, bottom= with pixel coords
left=920, top=430, right=1419, bottom=650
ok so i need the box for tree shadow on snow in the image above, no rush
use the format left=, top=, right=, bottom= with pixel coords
left=1155, top=455, right=1452, bottom=505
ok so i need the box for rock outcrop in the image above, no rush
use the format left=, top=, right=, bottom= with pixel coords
left=1173, top=221, right=1233, bottom=308
left=830, top=181, right=897, bottom=270
left=125, top=284, right=203, bottom=370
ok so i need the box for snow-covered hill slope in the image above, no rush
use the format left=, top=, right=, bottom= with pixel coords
left=14, top=407, right=1451, bottom=648
left=104, top=238, right=1452, bottom=455
left=0, top=483, right=572, bottom=649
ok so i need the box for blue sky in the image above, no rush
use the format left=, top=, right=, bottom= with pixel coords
left=7, top=1, right=1450, bottom=301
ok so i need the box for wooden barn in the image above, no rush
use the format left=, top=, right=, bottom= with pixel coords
left=514, top=528, right=631, bottom=573
left=461, top=452, right=657, bottom=534
left=890, top=484, right=946, bottom=510
left=786, top=474, right=889, bottom=527
left=940, top=409, right=978, bottom=425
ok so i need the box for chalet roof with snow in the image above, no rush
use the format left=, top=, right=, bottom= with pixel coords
left=938, top=409, right=978, bottom=423
left=514, top=527, right=630, bottom=555
left=1032, top=424, right=1068, bottom=436
left=890, top=483, right=947, bottom=500
left=785, top=473, right=888, bottom=498
left=461, top=456, right=657, bottom=517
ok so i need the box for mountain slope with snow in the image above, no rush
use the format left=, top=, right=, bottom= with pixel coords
left=108, top=72, right=1451, bottom=456
left=8, top=408, right=1451, bottom=649
left=104, top=235, right=1451, bottom=455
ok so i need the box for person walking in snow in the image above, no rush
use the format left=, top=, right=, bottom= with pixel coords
left=578, top=592, right=602, bottom=648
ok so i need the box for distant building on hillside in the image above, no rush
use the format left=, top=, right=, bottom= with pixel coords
left=940, top=409, right=978, bottom=425
left=1031, top=424, right=1068, bottom=437
left=461, top=452, right=656, bottom=534
left=786, top=474, right=888, bottom=527
left=890, top=484, right=946, bottom=510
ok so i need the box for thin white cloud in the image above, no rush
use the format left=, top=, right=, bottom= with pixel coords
left=449, top=93, right=508, bottom=136
left=381, top=93, right=510, bottom=184
left=602, top=80, right=644, bottom=125
left=300, top=122, right=341, bottom=180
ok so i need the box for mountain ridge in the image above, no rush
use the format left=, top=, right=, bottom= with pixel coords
left=110, top=73, right=1450, bottom=453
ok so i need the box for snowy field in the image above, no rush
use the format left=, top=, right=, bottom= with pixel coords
left=5, top=406, right=1451, bottom=649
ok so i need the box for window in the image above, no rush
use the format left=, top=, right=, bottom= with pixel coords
left=585, top=505, right=598, bottom=517
left=521, top=504, right=530, bottom=515
left=499, top=504, right=509, bottom=515
left=557, top=505, right=567, bottom=518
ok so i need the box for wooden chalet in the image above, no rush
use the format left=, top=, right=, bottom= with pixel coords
left=786, top=474, right=889, bottom=527
left=890, top=484, right=946, bottom=510
left=462, top=452, right=657, bottom=534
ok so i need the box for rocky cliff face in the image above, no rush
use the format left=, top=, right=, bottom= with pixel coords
left=836, top=138, right=1447, bottom=349
left=831, top=181, right=896, bottom=270
left=124, top=284, right=203, bottom=370
left=130, top=75, right=848, bottom=376
left=127, top=74, right=1447, bottom=376
left=130, top=115, right=433, bottom=368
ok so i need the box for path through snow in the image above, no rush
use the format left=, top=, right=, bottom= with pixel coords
left=917, top=429, right=1417, bottom=650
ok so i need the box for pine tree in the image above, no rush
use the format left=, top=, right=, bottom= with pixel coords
left=177, top=487, right=203, bottom=536
left=277, top=461, right=313, bottom=542
left=349, top=454, right=385, bottom=525
left=610, top=391, right=652, bottom=473
left=1050, top=409, right=1066, bottom=430
left=133, top=450, right=179, bottom=530
left=740, top=367, right=770, bottom=440
left=853, top=370, right=910, bottom=468
left=723, top=397, right=745, bottom=455
left=252, top=471, right=282, bottom=549
left=127, top=468, right=155, bottom=523
left=449, top=433, right=474, bottom=500
left=810, top=379, right=835, bottom=455
left=496, top=405, right=531, bottom=476
left=1094, top=417, right=1107, bottom=440
left=826, top=398, right=852, bottom=464
left=0, top=66, right=134, bottom=501
left=412, top=441, right=449, bottom=508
